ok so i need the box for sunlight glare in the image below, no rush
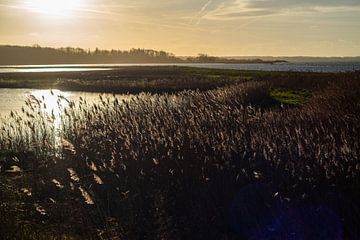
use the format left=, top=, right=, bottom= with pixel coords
left=31, top=89, right=70, bottom=130
left=30, top=89, right=72, bottom=152
left=31, top=89, right=70, bottom=115
left=25, top=0, right=83, bottom=16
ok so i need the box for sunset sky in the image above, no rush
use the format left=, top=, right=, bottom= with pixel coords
left=0, top=0, right=360, bottom=56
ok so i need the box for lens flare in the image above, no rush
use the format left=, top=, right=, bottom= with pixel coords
left=25, top=0, right=83, bottom=16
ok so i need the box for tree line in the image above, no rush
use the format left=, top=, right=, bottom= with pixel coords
left=0, top=45, right=285, bottom=65
left=0, top=45, right=185, bottom=65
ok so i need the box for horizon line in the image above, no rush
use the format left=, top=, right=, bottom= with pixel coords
left=1, top=43, right=360, bottom=59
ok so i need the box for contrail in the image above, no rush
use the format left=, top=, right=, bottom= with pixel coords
left=190, top=0, right=213, bottom=25
left=198, top=0, right=213, bottom=16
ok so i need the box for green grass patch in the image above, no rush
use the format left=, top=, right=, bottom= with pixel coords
left=270, top=88, right=312, bottom=106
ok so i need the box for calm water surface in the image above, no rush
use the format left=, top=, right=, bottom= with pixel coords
left=1, top=62, right=360, bottom=73
left=0, top=88, right=117, bottom=117
left=1, top=61, right=359, bottom=117
left=0, top=67, right=111, bottom=73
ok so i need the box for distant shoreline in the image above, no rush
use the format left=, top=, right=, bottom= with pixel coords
left=0, top=45, right=287, bottom=66
left=0, top=60, right=287, bottom=66
left=1, top=62, right=359, bottom=74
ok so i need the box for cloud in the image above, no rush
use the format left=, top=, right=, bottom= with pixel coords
left=200, top=0, right=360, bottom=20
left=246, top=0, right=360, bottom=9
left=190, top=0, right=213, bottom=24
left=212, top=9, right=277, bottom=19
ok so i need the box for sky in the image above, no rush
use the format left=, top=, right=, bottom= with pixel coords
left=0, top=0, right=360, bottom=56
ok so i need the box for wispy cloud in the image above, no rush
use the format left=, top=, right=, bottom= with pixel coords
left=201, top=0, right=360, bottom=20
left=190, top=0, right=213, bottom=25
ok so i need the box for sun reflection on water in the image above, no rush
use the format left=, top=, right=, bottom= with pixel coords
left=30, top=89, right=72, bottom=151
left=30, top=89, right=71, bottom=123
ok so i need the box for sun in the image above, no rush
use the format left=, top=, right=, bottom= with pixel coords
left=25, top=0, right=83, bottom=16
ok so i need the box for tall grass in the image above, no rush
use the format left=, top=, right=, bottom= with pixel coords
left=0, top=77, right=359, bottom=239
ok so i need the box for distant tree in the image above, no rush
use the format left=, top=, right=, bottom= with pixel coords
left=0, top=45, right=249, bottom=65
left=0, top=45, right=187, bottom=65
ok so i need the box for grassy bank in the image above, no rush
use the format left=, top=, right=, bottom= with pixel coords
left=270, top=89, right=312, bottom=106
left=0, top=66, right=248, bottom=93
left=0, top=66, right=355, bottom=94
left=0, top=69, right=360, bottom=239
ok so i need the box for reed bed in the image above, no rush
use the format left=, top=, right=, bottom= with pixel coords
left=0, top=77, right=359, bottom=239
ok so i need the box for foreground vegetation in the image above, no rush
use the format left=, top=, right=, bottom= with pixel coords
left=0, top=69, right=359, bottom=239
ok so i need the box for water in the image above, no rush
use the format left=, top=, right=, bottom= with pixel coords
left=188, top=62, right=360, bottom=73
left=0, top=88, right=114, bottom=117
left=0, top=61, right=359, bottom=117
left=0, top=67, right=112, bottom=73
left=0, top=88, right=125, bottom=149
left=1, top=62, right=360, bottom=73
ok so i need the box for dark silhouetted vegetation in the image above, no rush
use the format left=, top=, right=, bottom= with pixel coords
left=0, top=45, right=286, bottom=65
left=0, top=66, right=249, bottom=93
left=0, top=69, right=359, bottom=239
left=187, top=53, right=287, bottom=64
left=0, top=45, right=179, bottom=65
left=0, top=66, right=354, bottom=94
